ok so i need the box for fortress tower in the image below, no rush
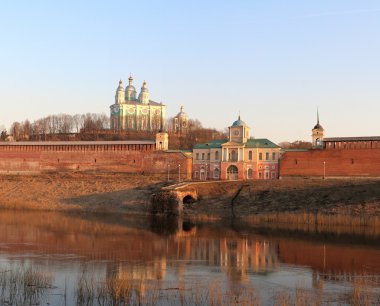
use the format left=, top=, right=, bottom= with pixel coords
left=311, top=110, right=324, bottom=148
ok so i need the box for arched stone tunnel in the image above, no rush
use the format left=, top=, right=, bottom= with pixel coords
left=151, top=188, right=198, bottom=216
left=172, top=190, right=198, bottom=213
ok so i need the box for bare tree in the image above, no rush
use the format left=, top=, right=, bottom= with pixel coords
left=188, top=119, right=203, bottom=130
left=279, top=140, right=312, bottom=149
left=60, top=114, right=74, bottom=133
left=21, top=120, right=31, bottom=140
left=73, top=114, right=84, bottom=133
left=0, top=129, right=7, bottom=141
left=10, top=122, right=21, bottom=140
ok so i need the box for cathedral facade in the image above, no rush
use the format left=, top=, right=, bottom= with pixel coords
left=110, top=76, right=166, bottom=131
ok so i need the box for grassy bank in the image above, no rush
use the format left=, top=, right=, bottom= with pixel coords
left=0, top=172, right=166, bottom=213
left=183, top=178, right=380, bottom=221
left=1, top=173, right=379, bottom=228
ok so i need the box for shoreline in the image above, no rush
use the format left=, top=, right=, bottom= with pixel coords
left=0, top=173, right=379, bottom=226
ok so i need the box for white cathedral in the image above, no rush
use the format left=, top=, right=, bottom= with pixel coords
left=110, top=76, right=166, bottom=131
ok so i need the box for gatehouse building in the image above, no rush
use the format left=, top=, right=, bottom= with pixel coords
left=192, top=117, right=281, bottom=180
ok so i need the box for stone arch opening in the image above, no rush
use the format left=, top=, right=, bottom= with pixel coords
left=227, top=165, right=238, bottom=180
left=183, top=194, right=196, bottom=205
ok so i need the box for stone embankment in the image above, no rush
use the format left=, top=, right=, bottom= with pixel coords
left=153, top=178, right=380, bottom=219
left=0, top=172, right=379, bottom=223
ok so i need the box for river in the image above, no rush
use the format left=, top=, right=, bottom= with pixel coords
left=0, top=210, right=379, bottom=305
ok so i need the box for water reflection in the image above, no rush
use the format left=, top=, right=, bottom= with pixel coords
left=0, top=210, right=378, bottom=305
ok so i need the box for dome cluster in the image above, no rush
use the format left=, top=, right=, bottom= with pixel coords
left=115, top=75, right=150, bottom=104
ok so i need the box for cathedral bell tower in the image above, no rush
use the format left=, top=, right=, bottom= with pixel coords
left=115, top=80, right=125, bottom=104
left=138, top=81, right=150, bottom=104
left=311, top=110, right=324, bottom=148
left=125, top=75, right=137, bottom=101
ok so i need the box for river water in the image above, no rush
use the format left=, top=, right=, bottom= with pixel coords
left=0, top=210, right=379, bottom=305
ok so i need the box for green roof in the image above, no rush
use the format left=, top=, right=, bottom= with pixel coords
left=194, top=138, right=279, bottom=150
left=194, top=139, right=227, bottom=149
left=245, top=139, right=280, bottom=149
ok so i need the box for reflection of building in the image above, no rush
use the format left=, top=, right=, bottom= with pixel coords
left=172, top=106, right=189, bottom=134
left=173, top=237, right=279, bottom=281
left=110, top=76, right=166, bottom=131
left=114, top=259, right=167, bottom=281
left=192, top=116, right=281, bottom=180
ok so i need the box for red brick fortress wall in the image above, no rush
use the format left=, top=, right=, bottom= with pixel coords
left=0, top=144, right=192, bottom=179
left=280, top=148, right=380, bottom=178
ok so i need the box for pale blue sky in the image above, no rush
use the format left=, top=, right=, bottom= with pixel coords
left=1, top=1, right=379, bottom=143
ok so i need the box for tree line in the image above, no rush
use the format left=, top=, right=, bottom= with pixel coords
left=6, top=113, right=109, bottom=141
left=2, top=114, right=226, bottom=150
left=1, top=113, right=312, bottom=150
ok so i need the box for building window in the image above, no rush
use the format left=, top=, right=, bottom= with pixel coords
left=265, top=172, right=269, bottom=179
left=214, top=168, right=220, bottom=178
left=248, top=168, right=253, bottom=179
left=231, top=150, right=237, bottom=161
left=248, top=151, right=252, bottom=160
left=271, top=172, right=276, bottom=179
left=196, top=153, right=199, bottom=160
left=215, top=151, right=219, bottom=160
left=207, top=153, right=210, bottom=160
left=202, top=153, right=205, bottom=160
left=194, top=171, right=198, bottom=178
left=259, top=152, right=262, bottom=160
left=272, top=152, right=276, bottom=160
left=266, top=152, right=269, bottom=160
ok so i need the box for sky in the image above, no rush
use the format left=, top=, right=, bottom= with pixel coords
left=0, top=0, right=379, bottom=143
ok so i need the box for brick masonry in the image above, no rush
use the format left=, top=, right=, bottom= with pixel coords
left=280, top=148, right=380, bottom=178
left=0, top=146, right=192, bottom=179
